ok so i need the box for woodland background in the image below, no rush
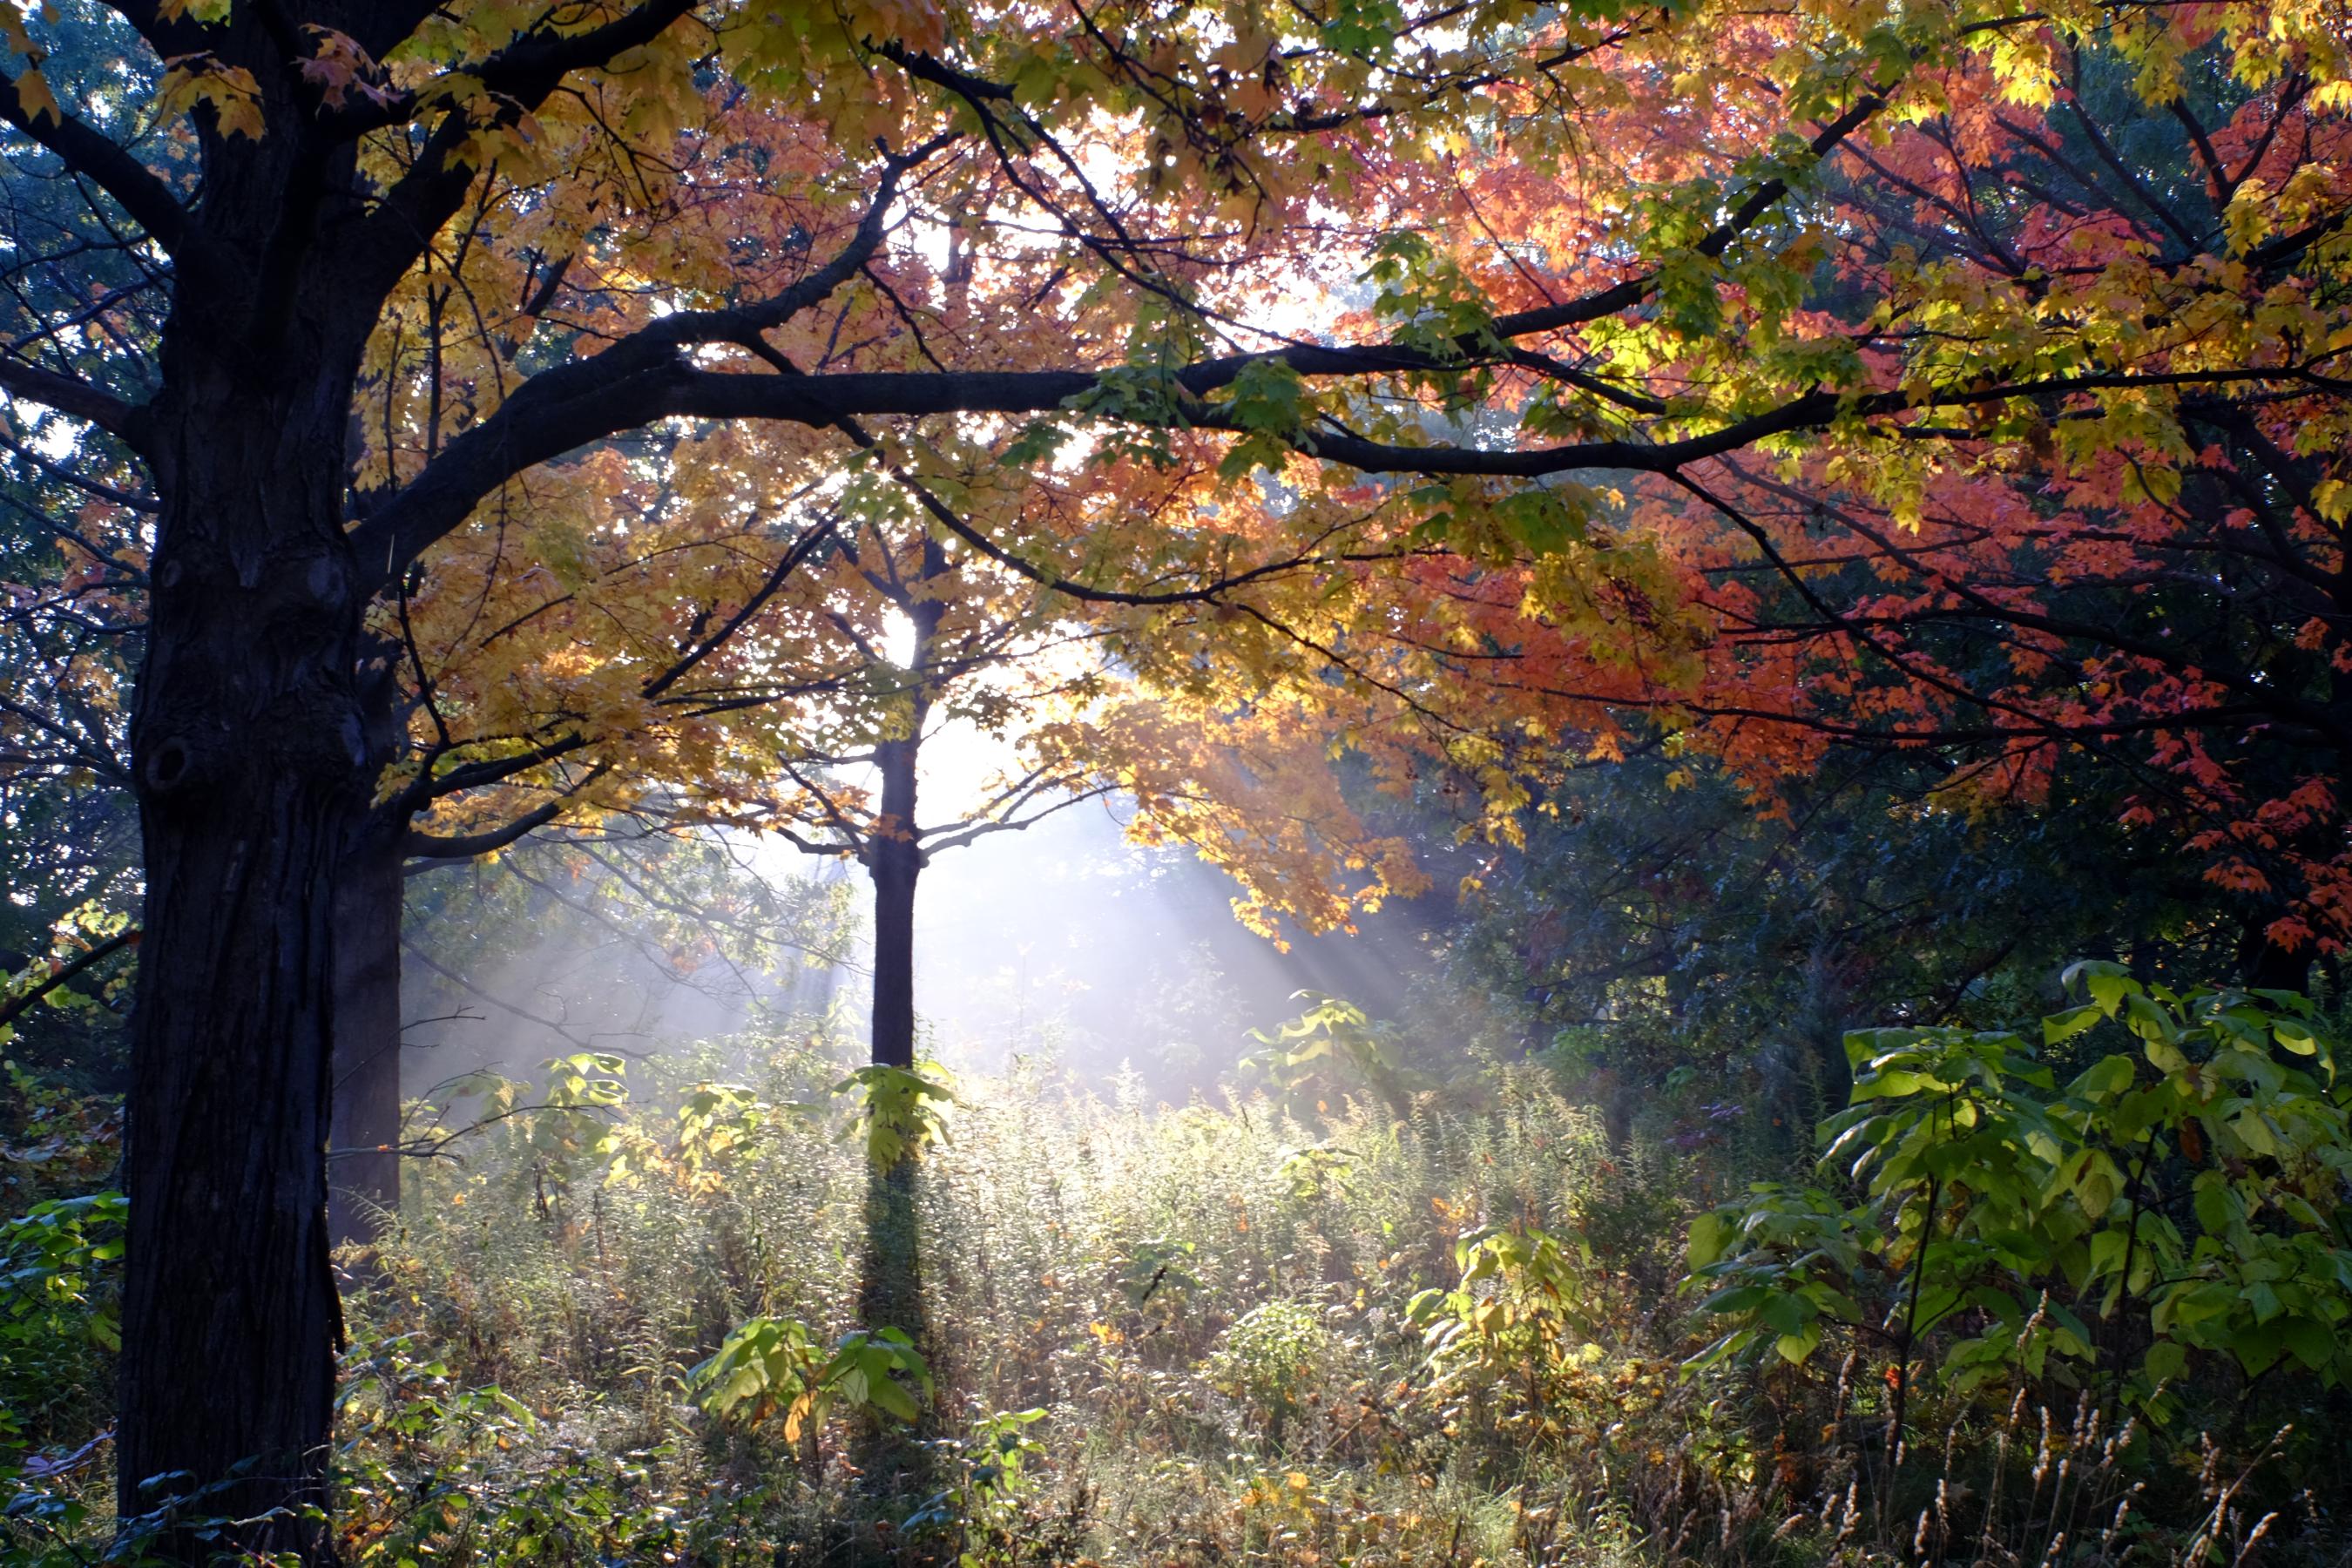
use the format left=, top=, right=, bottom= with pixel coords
left=3, top=0, right=2352, bottom=1564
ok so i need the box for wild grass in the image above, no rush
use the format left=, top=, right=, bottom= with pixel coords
left=288, top=1030, right=2347, bottom=1567
left=5, top=1013, right=2346, bottom=1566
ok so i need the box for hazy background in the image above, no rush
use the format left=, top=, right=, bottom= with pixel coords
left=397, top=779, right=1448, bottom=1103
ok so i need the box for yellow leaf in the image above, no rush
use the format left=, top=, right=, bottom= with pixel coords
left=158, top=57, right=267, bottom=141
left=11, top=66, right=58, bottom=125
left=2222, top=179, right=2272, bottom=256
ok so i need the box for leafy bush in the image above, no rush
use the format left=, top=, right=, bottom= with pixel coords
left=1689, top=964, right=2352, bottom=1425
left=692, top=1318, right=932, bottom=1446
left=0, top=1193, right=122, bottom=1456
left=1205, top=1299, right=1344, bottom=1445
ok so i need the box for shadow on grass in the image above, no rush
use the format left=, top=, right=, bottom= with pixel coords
left=836, top=1155, right=940, bottom=1559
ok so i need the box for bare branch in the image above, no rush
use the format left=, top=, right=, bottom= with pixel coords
left=0, top=354, right=144, bottom=443
left=400, top=936, right=638, bottom=1058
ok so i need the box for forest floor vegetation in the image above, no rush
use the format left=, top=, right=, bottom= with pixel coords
left=4, top=979, right=2349, bottom=1566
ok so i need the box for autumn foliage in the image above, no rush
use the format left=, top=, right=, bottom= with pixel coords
left=1, top=0, right=2350, bottom=1558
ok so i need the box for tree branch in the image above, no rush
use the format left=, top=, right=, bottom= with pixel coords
left=0, top=354, right=145, bottom=443
left=332, top=0, right=706, bottom=300
left=401, top=764, right=612, bottom=865
left=343, top=75, right=1890, bottom=583
left=0, top=70, right=192, bottom=260
left=399, top=936, right=625, bottom=1058
left=350, top=145, right=939, bottom=587
left=0, top=927, right=138, bottom=1030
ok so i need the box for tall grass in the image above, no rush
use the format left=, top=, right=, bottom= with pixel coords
left=4, top=1022, right=2342, bottom=1565
left=308, top=1030, right=2348, bottom=1566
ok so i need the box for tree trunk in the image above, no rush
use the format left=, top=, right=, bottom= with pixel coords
left=856, top=730, right=934, bottom=1496
left=868, top=733, right=923, bottom=1069
left=119, top=370, right=365, bottom=1561
left=328, top=659, right=409, bottom=1257
left=328, top=840, right=406, bottom=1252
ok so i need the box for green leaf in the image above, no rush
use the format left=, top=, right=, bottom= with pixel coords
left=1686, top=1211, right=1732, bottom=1267
left=2063, top=960, right=2133, bottom=1015
left=2141, top=1338, right=2187, bottom=1387
left=1694, top=1283, right=1770, bottom=1315
left=2069, top=1054, right=2136, bottom=1098
left=2280, top=1316, right=2335, bottom=1371
left=1492, top=485, right=1591, bottom=556
left=2044, top=1004, right=2104, bottom=1046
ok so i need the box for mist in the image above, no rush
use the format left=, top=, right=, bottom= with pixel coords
left=395, top=787, right=1447, bottom=1105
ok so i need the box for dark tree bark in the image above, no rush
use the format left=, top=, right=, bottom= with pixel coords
left=76, top=28, right=709, bottom=1537
left=855, top=732, right=935, bottom=1490
left=850, top=696, right=936, bottom=1499
left=327, top=839, right=405, bottom=1251
left=868, top=732, right=923, bottom=1071
left=98, top=39, right=399, bottom=1544
left=864, top=574, right=943, bottom=1071
left=121, top=355, right=370, bottom=1558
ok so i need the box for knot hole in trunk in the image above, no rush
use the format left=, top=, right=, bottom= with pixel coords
left=143, top=736, right=193, bottom=795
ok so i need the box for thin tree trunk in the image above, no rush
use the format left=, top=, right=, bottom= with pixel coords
left=868, top=733, right=922, bottom=1069
left=854, top=734, right=935, bottom=1500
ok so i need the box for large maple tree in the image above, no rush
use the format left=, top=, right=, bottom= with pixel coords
left=0, top=0, right=2344, bottom=1558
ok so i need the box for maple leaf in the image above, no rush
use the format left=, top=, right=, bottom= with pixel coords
left=157, top=54, right=266, bottom=140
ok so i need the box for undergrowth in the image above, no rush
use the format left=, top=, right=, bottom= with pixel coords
left=5, top=983, right=2349, bottom=1566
